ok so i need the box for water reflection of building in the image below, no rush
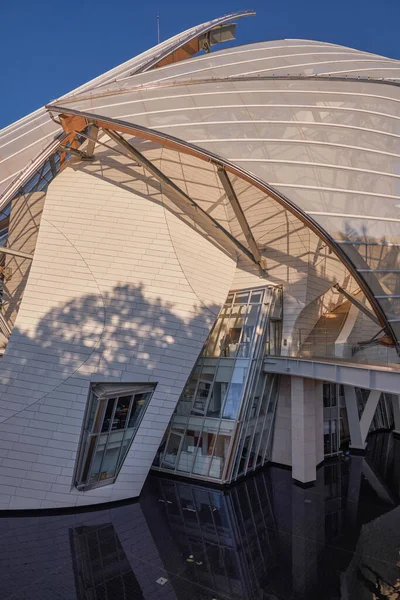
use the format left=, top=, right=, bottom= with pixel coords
left=70, top=524, right=145, bottom=599
left=141, top=465, right=342, bottom=599
left=0, top=437, right=399, bottom=599
left=143, top=436, right=400, bottom=600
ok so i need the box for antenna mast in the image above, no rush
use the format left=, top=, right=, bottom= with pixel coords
left=157, top=11, right=160, bottom=44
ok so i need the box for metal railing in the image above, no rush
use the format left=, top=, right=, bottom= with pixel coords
left=284, top=328, right=400, bottom=369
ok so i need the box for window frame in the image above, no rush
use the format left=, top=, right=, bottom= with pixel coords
left=75, top=383, right=156, bottom=491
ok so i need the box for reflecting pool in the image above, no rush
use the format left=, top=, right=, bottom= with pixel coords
left=1, top=432, right=399, bottom=600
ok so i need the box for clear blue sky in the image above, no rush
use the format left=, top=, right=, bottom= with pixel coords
left=0, top=0, right=399, bottom=128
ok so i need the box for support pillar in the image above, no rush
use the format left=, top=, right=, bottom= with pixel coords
left=343, top=386, right=364, bottom=451
left=359, top=390, right=381, bottom=442
left=344, top=386, right=382, bottom=452
left=291, top=377, right=321, bottom=485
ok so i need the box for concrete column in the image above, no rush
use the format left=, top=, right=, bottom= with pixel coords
left=291, top=376, right=320, bottom=484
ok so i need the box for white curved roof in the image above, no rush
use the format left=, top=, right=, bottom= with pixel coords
left=2, top=13, right=400, bottom=343
left=0, top=10, right=253, bottom=201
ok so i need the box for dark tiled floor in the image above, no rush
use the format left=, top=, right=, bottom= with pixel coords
left=1, top=432, right=400, bottom=600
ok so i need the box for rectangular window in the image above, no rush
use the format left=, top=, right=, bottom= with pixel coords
left=75, top=383, right=156, bottom=491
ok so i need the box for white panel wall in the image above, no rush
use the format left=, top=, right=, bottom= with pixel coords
left=0, top=160, right=236, bottom=509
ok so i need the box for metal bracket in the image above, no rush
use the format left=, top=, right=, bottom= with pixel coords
left=334, top=283, right=380, bottom=326
left=58, top=145, right=94, bottom=161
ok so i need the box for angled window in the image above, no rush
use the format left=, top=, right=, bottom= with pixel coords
left=75, top=383, right=156, bottom=491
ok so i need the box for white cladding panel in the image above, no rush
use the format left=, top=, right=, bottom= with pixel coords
left=0, top=162, right=236, bottom=509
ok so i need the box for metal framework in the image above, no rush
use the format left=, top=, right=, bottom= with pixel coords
left=43, top=104, right=398, bottom=350
left=0, top=247, right=33, bottom=260
left=104, top=128, right=263, bottom=268
left=0, top=96, right=396, bottom=348
left=334, top=284, right=380, bottom=326
left=217, top=167, right=266, bottom=269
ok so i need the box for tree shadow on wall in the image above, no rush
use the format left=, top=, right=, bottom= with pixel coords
left=1, top=282, right=220, bottom=421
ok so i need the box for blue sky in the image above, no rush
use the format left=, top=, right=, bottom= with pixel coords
left=0, top=0, right=399, bottom=128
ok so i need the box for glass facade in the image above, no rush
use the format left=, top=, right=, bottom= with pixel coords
left=75, top=383, right=155, bottom=490
left=152, top=286, right=282, bottom=484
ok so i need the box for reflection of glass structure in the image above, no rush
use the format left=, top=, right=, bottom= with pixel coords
left=144, top=472, right=280, bottom=600
left=75, top=384, right=155, bottom=490
left=70, top=524, right=144, bottom=599
left=153, top=286, right=282, bottom=483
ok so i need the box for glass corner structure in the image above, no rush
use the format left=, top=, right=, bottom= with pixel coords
left=152, top=285, right=283, bottom=485
left=75, top=383, right=156, bottom=491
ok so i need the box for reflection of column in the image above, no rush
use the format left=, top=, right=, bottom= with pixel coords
left=346, top=455, right=363, bottom=529
left=291, top=377, right=320, bottom=484
left=393, top=436, right=400, bottom=498
left=291, top=470, right=324, bottom=598
left=362, top=460, right=394, bottom=505
left=391, top=395, right=400, bottom=435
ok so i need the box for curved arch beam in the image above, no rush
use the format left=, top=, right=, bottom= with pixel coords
left=45, top=104, right=400, bottom=350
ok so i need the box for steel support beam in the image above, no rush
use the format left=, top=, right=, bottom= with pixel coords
left=104, top=129, right=259, bottom=266
left=0, top=247, right=33, bottom=260
left=334, top=283, right=380, bottom=325
left=49, top=155, right=57, bottom=178
left=85, top=124, right=99, bottom=158
left=58, top=145, right=94, bottom=161
left=70, top=128, right=138, bottom=165
left=264, top=356, right=400, bottom=395
left=217, top=166, right=266, bottom=269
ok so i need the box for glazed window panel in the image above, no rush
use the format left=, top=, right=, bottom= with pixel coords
left=153, top=285, right=281, bottom=484
left=76, top=384, right=156, bottom=491
left=162, top=430, right=184, bottom=468
left=208, top=434, right=232, bottom=480
left=222, top=364, right=248, bottom=420
left=205, top=308, right=230, bottom=357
